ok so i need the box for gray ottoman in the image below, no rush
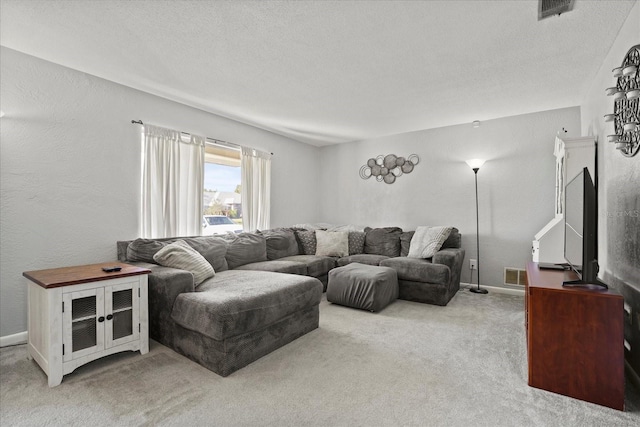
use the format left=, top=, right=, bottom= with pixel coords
left=327, top=263, right=398, bottom=312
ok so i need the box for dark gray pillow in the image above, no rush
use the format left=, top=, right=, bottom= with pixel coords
left=182, top=236, right=229, bottom=272
left=364, top=227, right=402, bottom=257
left=348, top=231, right=366, bottom=255
left=295, top=230, right=317, bottom=255
left=442, top=228, right=461, bottom=249
left=225, top=233, right=268, bottom=269
left=400, top=231, right=414, bottom=257
left=126, top=238, right=168, bottom=263
left=262, top=228, right=299, bottom=260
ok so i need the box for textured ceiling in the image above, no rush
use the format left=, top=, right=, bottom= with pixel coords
left=0, top=0, right=636, bottom=146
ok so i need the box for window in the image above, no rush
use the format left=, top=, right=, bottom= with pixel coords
left=203, top=143, right=243, bottom=232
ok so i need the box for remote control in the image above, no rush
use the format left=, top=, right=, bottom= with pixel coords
left=102, top=266, right=122, bottom=273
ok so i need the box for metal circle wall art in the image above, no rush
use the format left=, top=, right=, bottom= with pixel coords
left=359, top=154, right=420, bottom=184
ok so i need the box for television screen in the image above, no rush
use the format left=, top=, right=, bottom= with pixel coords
left=563, top=167, right=606, bottom=288
left=564, top=171, right=584, bottom=275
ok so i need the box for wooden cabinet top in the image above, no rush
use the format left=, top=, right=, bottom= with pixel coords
left=525, top=262, right=621, bottom=299
left=23, top=262, right=151, bottom=289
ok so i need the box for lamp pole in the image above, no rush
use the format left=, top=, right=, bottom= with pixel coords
left=466, top=159, right=488, bottom=294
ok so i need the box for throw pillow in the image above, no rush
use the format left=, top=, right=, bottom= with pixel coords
left=295, top=230, right=317, bottom=255
left=407, top=226, right=453, bottom=259
left=348, top=231, right=366, bottom=255
left=153, top=240, right=215, bottom=285
left=315, top=230, right=349, bottom=257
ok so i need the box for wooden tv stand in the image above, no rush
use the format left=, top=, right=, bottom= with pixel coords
left=525, top=262, right=624, bottom=410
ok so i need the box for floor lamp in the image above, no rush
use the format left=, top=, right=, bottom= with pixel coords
left=466, top=159, right=488, bottom=294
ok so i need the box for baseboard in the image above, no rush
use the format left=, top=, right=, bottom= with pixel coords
left=460, top=282, right=525, bottom=296
left=0, top=331, right=28, bottom=347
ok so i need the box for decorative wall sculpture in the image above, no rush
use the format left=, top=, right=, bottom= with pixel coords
left=359, top=154, right=420, bottom=184
left=605, top=44, right=639, bottom=157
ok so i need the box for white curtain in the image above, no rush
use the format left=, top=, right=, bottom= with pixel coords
left=141, top=124, right=205, bottom=238
left=241, top=147, right=271, bottom=231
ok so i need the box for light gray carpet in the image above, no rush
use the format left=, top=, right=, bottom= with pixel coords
left=1, top=290, right=639, bottom=426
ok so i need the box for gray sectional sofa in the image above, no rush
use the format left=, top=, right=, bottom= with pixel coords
left=116, top=225, right=464, bottom=376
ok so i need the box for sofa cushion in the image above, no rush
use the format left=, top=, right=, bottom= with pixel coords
left=336, top=254, right=389, bottom=267
left=294, top=230, right=317, bottom=255
left=235, top=260, right=307, bottom=275
left=153, top=240, right=215, bottom=285
left=408, top=226, right=453, bottom=259
left=380, top=257, right=450, bottom=285
left=225, top=233, right=267, bottom=269
left=400, top=231, right=414, bottom=257
left=348, top=231, right=366, bottom=255
left=126, top=238, right=167, bottom=263
left=315, top=230, right=349, bottom=257
left=278, top=255, right=336, bottom=277
left=182, top=236, right=229, bottom=272
left=442, top=227, right=461, bottom=249
left=171, top=270, right=322, bottom=341
left=364, top=227, right=402, bottom=257
left=262, top=229, right=299, bottom=260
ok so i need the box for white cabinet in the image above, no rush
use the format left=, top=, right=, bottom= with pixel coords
left=532, top=136, right=596, bottom=263
left=62, top=280, right=140, bottom=362
left=24, top=263, right=150, bottom=387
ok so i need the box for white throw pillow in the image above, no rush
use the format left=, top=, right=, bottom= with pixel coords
left=407, top=226, right=453, bottom=259
left=315, top=230, right=349, bottom=257
left=153, top=239, right=214, bottom=285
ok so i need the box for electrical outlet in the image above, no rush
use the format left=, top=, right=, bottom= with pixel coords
left=469, top=259, right=477, bottom=270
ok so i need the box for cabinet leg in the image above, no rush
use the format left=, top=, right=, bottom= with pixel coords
left=140, top=339, right=149, bottom=355
left=48, top=372, right=63, bottom=387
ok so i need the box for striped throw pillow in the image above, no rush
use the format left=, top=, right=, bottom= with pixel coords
left=153, top=239, right=214, bottom=285
left=407, top=226, right=453, bottom=259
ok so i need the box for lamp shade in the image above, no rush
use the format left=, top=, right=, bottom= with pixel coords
left=465, top=159, right=486, bottom=170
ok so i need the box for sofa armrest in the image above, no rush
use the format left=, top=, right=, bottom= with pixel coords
left=432, top=248, right=465, bottom=287
left=134, top=262, right=196, bottom=343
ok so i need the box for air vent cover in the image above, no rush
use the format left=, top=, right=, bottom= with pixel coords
left=504, top=268, right=527, bottom=286
left=538, top=0, right=575, bottom=20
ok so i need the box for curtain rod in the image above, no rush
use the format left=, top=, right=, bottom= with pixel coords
left=131, top=119, right=273, bottom=155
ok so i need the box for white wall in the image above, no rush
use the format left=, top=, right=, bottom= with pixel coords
left=580, top=2, right=639, bottom=375
left=318, top=107, right=581, bottom=288
left=580, top=2, right=639, bottom=286
left=0, top=47, right=321, bottom=338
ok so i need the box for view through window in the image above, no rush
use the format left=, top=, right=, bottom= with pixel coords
left=203, top=144, right=242, bottom=235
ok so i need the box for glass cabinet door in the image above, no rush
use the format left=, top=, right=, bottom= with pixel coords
left=105, top=282, right=139, bottom=348
left=62, top=288, right=105, bottom=362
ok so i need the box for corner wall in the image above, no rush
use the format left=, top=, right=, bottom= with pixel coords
left=318, top=107, right=581, bottom=288
left=580, top=1, right=640, bottom=379
left=0, top=47, right=321, bottom=338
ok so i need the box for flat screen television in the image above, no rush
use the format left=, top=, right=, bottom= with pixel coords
left=563, top=167, right=607, bottom=288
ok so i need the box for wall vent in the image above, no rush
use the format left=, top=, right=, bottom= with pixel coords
left=538, top=0, right=575, bottom=20
left=504, top=268, right=527, bottom=286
